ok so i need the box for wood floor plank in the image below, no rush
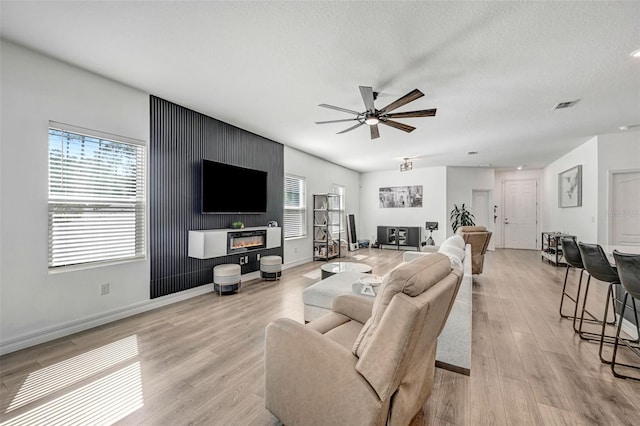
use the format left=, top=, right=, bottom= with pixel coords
left=467, top=354, right=508, bottom=425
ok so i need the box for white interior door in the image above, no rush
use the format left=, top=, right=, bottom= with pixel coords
left=503, top=179, right=538, bottom=249
left=610, top=171, right=640, bottom=245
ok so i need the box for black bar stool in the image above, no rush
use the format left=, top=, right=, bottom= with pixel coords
left=559, top=237, right=591, bottom=324
left=576, top=242, right=621, bottom=362
left=611, top=250, right=640, bottom=380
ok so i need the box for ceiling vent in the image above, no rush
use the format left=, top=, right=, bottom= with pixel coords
left=554, top=99, right=580, bottom=110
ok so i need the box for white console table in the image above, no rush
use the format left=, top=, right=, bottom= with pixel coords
left=188, top=226, right=281, bottom=259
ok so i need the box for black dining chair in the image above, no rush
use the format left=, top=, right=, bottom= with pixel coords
left=576, top=242, right=622, bottom=363
left=611, top=250, right=640, bottom=380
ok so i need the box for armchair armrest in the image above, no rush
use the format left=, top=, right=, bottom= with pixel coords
left=332, top=293, right=374, bottom=324
left=265, top=318, right=381, bottom=425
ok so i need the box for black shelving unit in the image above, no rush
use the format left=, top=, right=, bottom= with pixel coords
left=376, top=226, right=421, bottom=251
left=541, top=232, right=576, bottom=266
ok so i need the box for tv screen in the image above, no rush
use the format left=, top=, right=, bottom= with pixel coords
left=201, top=159, right=268, bottom=214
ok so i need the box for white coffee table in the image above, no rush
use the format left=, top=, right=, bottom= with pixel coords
left=320, top=261, right=372, bottom=279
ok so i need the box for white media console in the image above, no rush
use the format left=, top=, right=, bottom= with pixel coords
left=188, top=226, right=281, bottom=259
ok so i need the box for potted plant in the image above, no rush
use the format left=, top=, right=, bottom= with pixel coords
left=450, top=203, right=475, bottom=233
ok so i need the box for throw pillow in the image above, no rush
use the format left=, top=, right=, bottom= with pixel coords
left=439, top=234, right=465, bottom=251
left=352, top=253, right=451, bottom=357
left=438, top=245, right=464, bottom=272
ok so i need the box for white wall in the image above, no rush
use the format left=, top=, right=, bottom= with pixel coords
left=360, top=166, right=447, bottom=246
left=541, top=137, right=598, bottom=243
left=1, top=41, right=150, bottom=352
left=446, top=167, right=495, bottom=247
left=597, top=130, right=640, bottom=244
left=493, top=169, right=543, bottom=248
left=283, top=146, right=360, bottom=266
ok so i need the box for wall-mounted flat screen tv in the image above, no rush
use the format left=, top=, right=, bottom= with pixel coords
left=201, top=159, right=268, bottom=214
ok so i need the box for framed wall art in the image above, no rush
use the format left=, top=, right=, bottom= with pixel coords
left=379, top=185, right=423, bottom=208
left=558, top=165, right=582, bottom=208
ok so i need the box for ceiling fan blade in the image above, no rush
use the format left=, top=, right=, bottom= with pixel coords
left=318, top=104, right=361, bottom=115
left=359, top=86, right=376, bottom=113
left=379, top=89, right=424, bottom=114
left=380, top=119, right=416, bottom=133
left=370, top=124, right=380, bottom=139
left=315, top=118, right=359, bottom=124
left=337, top=122, right=365, bottom=134
left=385, top=108, right=437, bottom=119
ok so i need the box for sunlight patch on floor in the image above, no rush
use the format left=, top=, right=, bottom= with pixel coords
left=1, top=361, right=144, bottom=425
left=303, top=269, right=321, bottom=280
left=6, top=335, right=139, bottom=413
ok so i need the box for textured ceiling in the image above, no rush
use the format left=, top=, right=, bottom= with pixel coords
left=2, top=1, right=639, bottom=172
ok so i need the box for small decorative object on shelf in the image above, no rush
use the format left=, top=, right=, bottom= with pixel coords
left=313, top=193, right=341, bottom=261
left=230, top=221, right=245, bottom=229
left=541, top=232, right=576, bottom=266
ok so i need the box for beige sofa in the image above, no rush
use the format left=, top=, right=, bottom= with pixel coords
left=264, top=253, right=463, bottom=425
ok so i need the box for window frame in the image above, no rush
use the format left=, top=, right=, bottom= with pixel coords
left=47, top=121, right=147, bottom=271
left=283, top=174, right=307, bottom=240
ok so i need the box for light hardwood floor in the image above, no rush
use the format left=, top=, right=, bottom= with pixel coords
left=1, top=248, right=639, bottom=425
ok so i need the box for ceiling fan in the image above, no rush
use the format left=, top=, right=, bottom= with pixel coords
left=316, top=86, right=437, bottom=139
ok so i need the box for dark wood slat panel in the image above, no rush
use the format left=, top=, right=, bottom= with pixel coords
left=150, top=96, right=284, bottom=298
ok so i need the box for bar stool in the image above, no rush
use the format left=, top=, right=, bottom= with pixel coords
left=577, top=242, right=624, bottom=363
left=611, top=250, right=640, bottom=380
left=559, top=237, right=586, bottom=321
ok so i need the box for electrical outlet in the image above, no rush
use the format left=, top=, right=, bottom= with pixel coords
left=257, top=253, right=261, bottom=262
left=100, top=283, right=110, bottom=295
left=245, top=255, right=249, bottom=264
left=240, top=257, right=245, bottom=265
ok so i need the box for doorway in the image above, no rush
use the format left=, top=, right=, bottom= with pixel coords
left=610, top=170, right=640, bottom=245
left=502, top=179, right=538, bottom=249
left=471, top=189, right=493, bottom=250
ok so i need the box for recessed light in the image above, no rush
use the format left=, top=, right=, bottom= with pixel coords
left=467, top=151, right=478, bottom=155
left=517, top=165, right=525, bottom=170
left=619, top=126, right=629, bottom=131
left=631, top=48, right=640, bottom=58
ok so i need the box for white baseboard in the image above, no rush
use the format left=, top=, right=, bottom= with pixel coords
left=0, top=262, right=309, bottom=356
left=283, top=257, right=313, bottom=269
left=0, top=284, right=215, bottom=356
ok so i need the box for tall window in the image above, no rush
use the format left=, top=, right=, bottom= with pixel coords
left=48, top=123, right=146, bottom=268
left=284, top=174, right=306, bottom=239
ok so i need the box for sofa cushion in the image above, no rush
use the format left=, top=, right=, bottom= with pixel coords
left=352, top=253, right=451, bottom=357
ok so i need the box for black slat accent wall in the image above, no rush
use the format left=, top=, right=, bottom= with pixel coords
left=150, top=96, right=284, bottom=298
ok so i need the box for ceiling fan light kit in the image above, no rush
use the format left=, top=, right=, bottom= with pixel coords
left=316, top=86, right=437, bottom=139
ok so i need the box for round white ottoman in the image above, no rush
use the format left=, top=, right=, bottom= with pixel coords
left=260, top=255, right=282, bottom=281
left=213, top=263, right=241, bottom=295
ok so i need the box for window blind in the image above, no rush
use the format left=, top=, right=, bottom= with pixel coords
left=48, top=127, right=145, bottom=268
left=284, top=174, right=306, bottom=239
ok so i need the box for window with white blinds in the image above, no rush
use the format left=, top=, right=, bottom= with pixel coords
left=48, top=125, right=146, bottom=269
left=284, top=174, right=306, bottom=239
